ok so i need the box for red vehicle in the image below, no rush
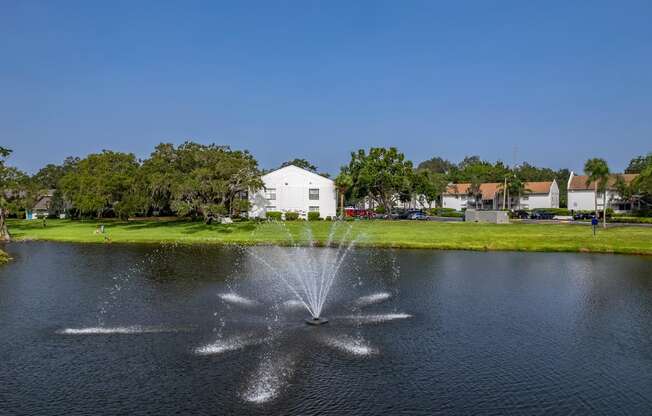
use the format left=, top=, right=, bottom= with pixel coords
left=344, top=208, right=375, bottom=219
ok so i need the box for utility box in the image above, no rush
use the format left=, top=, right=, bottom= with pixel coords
left=465, top=209, right=509, bottom=224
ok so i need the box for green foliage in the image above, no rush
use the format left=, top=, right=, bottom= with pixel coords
left=139, top=142, right=263, bottom=221
left=0, top=249, right=10, bottom=265
left=413, top=170, right=447, bottom=208
left=265, top=211, right=282, bottom=221
left=428, top=208, right=464, bottom=218
left=417, top=157, right=455, bottom=174
left=280, top=158, right=318, bottom=172
left=308, top=211, right=321, bottom=221
left=610, top=216, right=652, bottom=224
left=342, top=147, right=414, bottom=214
left=625, top=153, right=652, bottom=174
left=59, top=150, right=140, bottom=218
left=284, top=211, right=300, bottom=221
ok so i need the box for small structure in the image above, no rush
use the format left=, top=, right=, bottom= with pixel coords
left=464, top=209, right=509, bottom=224
left=567, top=172, right=639, bottom=212
left=249, top=165, right=337, bottom=219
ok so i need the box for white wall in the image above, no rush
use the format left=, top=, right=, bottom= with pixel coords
left=442, top=195, right=468, bottom=211
left=249, top=165, right=337, bottom=219
left=520, top=180, right=559, bottom=209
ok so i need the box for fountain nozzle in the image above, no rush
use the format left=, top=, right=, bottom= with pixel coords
left=305, top=317, right=329, bottom=326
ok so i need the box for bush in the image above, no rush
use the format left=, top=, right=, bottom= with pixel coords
left=265, top=211, right=282, bottom=221
left=325, top=216, right=332, bottom=221
left=308, top=212, right=321, bottom=221
left=428, top=208, right=464, bottom=218
left=536, top=208, right=571, bottom=216
left=284, top=211, right=299, bottom=221
left=610, top=216, right=652, bottom=224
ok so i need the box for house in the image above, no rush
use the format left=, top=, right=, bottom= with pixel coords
left=442, top=180, right=559, bottom=211
left=249, top=165, right=337, bottom=219
left=26, top=190, right=55, bottom=220
left=567, top=172, right=639, bottom=212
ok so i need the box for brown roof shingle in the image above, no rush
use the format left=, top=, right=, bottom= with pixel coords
left=569, top=174, right=638, bottom=191
left=445, top=181, right=554, bottom=198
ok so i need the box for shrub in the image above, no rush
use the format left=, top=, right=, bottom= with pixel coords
left=610, top=216, right=652, bottom=224
left=325, top=216, right=332, bottom=221
left=428, top=208, right=464, bottom=218
left=284, top=211, right=299, bottom=221
left=308, top=212, right=321, bottom=221
left=265, top=211, right=282, bottom=221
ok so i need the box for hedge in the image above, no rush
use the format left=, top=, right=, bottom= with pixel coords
left=284, top=212, right=300, bottom=221
left=307, top=212, right=321, bottom=221
left=265, top=211, right=282, bottom=221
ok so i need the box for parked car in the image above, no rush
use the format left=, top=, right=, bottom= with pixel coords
left=512, top=210, right=530, bottom=219
left=408, top=211, right=428, bottom=220
left=397, top=209, right=425, bottom=220
left=573, top=212, right=594, bottom=220
left=530, top=211, right=555, bottom=220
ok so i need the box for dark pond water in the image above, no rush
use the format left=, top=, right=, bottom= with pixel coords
left=1, top=242, right=651, bottom=415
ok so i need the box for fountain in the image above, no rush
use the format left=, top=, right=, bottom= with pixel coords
left=57, top=221, right=412, bottom=404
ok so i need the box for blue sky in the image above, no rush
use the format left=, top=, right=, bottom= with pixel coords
left=1, top=0, right=651, bottom=175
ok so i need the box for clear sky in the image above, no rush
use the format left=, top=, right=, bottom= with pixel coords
left=2, top=0, right=651, bottom=175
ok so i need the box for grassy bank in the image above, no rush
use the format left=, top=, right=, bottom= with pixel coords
left=6, top=218, right=652, bottom=255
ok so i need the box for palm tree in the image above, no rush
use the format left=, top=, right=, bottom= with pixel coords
left=467, top=176, right=482, bottom=209
left=584, top=158, right=610, bottom=228
left=334, top=172, right=353, bottom=218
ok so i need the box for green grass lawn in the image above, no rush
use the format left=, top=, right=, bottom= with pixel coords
left=6, top=218, right=652, bottom=255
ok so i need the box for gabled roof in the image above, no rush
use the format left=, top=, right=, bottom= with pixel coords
left=568, top=173, right=638, bottom=191
left=33, top=195, right=51, bottom=211
left=262, top=165, right=333, bottom=183
left=445, top=181, right=555, bottom=198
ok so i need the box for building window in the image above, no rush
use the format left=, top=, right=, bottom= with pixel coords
left=265, top=205, right=276, bottom=210
left=309, top=188, right=319, bottom=200
left=309, top=206, right=320, bottom=212
left=265, top=188, right=276, bottom=200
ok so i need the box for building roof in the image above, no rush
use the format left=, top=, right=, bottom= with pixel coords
left=33, top=195, right=52, bottom=211
left=262, top=164, right=334, bottom=184
left=568, top=173, right=638, bottom=191
left=445, top=181, right=555, bottom=199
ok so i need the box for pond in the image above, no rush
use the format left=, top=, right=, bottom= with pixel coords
left=1, top=242, right=651, bottom=415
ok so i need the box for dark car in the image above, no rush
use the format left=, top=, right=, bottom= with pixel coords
left=573, top=212, right=594, bottom=220
left=530, top=211, right=555, bottom=220
left=513, top=210, right=530, bottom=219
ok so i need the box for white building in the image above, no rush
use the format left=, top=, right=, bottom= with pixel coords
left=249, top=165, right=337, bottom=219
left=567, top=172, right=638, bottom=212
left=442, top=180, right=560, bottom=211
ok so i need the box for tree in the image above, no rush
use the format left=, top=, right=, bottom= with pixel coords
left=166, top=142, right=263, bottom=223
left=334, top=172, right=353, bottom=218
left=467, top=176, right=482, bottom=209
left=413, top=170, right=447, bottom=208
left=0, top=148, right=34, bottom=240
left=417, top=157, right=455, bottom=174
left=31, top=157, right=79, bottom=189
left=343, top=147, right=414, bottom=215
left=631, top=165, right=652, bottom=208
left=60, top=150, right=141, bottom=218
left=625, top=153, right=652, bottom=174
left=280, top=158, right=318, bottom=172
left=584, top=158, right=610, bottom=228
left=0, top=147, right=13, bottom=240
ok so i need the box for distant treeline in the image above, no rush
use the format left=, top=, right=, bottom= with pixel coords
left=0, top=144, right=651, bottom=228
